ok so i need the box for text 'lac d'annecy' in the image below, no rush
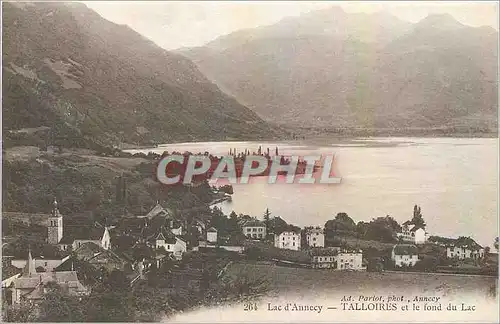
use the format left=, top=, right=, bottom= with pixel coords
left=155, top=149, right=342, bottom=185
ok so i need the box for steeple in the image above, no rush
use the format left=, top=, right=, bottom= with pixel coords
left=48, top=197, right=64, bottom=245
left=52, top=197, right=61, bottom=217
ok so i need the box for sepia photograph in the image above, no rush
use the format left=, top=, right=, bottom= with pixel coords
left=1, top=1, right=498, bottom=322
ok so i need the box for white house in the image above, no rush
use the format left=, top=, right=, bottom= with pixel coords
left=305, top=226, right=324, bottom=248
left=337, top=250, right=364, bottom=270
left=391, top=244, right=419, bottom=267
left=446, top=237, right=484, bottom=260
left=171, top=225, right=182, bottom=236
left=310, top=248, right=338, bottom=269
left=242, top=219, right=267, bottom=239
left=153, top=227, right=188, bottom=260
left=207, top=227, right=218, bottom=243
left=61, top=227, right=111, bottom=251
left=274, top=231, right=301, bottom=251
left=310, top=248, right=364, bottom=270
left=397, top=222, right=427, bottom=245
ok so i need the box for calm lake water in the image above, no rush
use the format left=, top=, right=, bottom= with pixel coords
left=126, top=137, right=498, bottom=247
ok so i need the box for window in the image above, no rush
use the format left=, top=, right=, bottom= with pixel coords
left=319, top=257, right=322, bottom=261
left=247, top=228, right=251, bottom=232
left=313, top=237, right=316, bottom=241
left=293, top=237, right=295, bottom=240
left=292, top=242, right=295, bottom=246
left=252, top=228, right=257, bottom=232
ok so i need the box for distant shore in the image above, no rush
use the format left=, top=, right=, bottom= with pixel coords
left=119, top=132, right=498, bottom=150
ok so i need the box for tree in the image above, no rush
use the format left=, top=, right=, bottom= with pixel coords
left=363, top=216, right=401, bottom=243
left=415, top=256, right=438, bottom=272
left=267, top=216, right=288, bottom=235
left=37, top=283, right=86, bottom=322
left=356, top=221, right=369, bottom=238
left=494, top=237, right=499, bottom=252
left=2, top=301, right=38, bottom=322
left=325, top=213, right=356, bottom=234
left=411, top=205, right=426, bottom=227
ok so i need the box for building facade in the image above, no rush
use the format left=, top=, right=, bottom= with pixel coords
left=391, top=244, right=419, bottom=267
left=446, top=237, right=484, bottom=260
left=337, top=250, right=364, bottom=270
left=242, top=220, right=267, bottom=239
left=305, top=227, right=325, bottom=248
left=274, top=231, right=301, bottom=251
left=397, top=224, right=427, bottom=245
left=207, top=227, right=218, bottom=243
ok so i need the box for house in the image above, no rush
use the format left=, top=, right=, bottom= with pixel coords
left=8, top=251, right=88, bottom=305
left=242, top=219, right=267, bottom=239
left=337, top=250, right=364, bottom=270
left=58, top=225, right=111, bottom=252
left=2, top=257, right=22, bottom=290
left=207, top=227, right=218, bottom=243
left=305, top=226, right=325, bottom=248
left=392, top=244, right=419, bottom=267
left=11, top=255, right=70, bottom=273
left=150, top=227, right=187, bottom=260
left=64, top=242, right=131, bottom=273
left=171, top=223, right=183, bottom=236
left=446, top=237, right=485, bottom=260
left=137, top=202, right=171, bottom=220
left=47, top=199, right=111, bottom=251
left=397, top=221, right=427, bottom=245
left=310, top=248, right=364, bottom=270
left=274, top=230, right=301, bottom=251
left=310, top=248, right=339, bottom=269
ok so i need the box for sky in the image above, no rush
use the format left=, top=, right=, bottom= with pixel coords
left=84, top=1, right=499, bottom=50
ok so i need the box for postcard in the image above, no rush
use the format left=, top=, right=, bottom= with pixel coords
left=1, top=1, right=498, bottom=323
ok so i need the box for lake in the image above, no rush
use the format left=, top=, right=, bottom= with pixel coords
left=125, top=137, right=498, bottom=247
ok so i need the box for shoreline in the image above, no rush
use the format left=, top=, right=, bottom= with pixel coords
left=119, top=133, right=498, bottom=150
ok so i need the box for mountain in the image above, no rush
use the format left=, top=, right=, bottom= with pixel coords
left=2, top=2, right=277, bottom=150
left=180, top=7, right=498, bottom=132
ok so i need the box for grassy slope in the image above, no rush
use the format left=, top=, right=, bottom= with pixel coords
left=225, top=261, right=496, bottom=298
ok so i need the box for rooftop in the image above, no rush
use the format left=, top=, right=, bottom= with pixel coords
left=393, top=244, right=419, bottom=256
left=309, top=247, right=339, bottom=257
left=242, top=220, right=265, bottom=227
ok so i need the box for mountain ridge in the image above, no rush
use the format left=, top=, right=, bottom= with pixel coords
left=2, top=2, right=279, bottom=150
left=179, top=9, right=498, bottom=132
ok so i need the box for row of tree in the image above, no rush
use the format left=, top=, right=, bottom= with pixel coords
left=325, top=205, right=426, bottom=243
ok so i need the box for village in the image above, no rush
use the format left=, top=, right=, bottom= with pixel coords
left=2, top=195, right=498, bottom=310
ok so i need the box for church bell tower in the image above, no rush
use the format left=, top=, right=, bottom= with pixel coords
left=47, top=198, right=63, bottom=244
